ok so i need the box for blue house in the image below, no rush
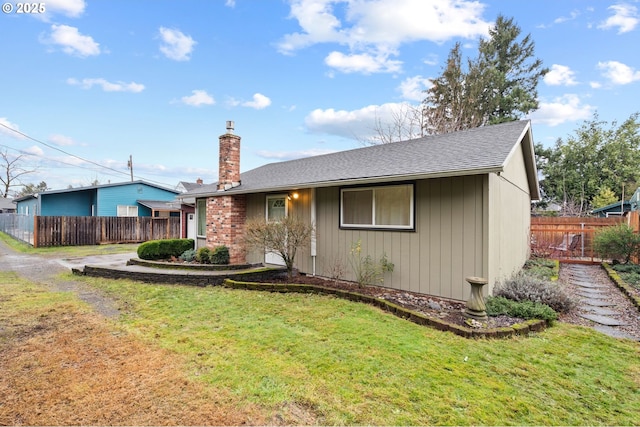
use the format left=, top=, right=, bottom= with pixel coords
left=14, top=180, right=181, bottom=217
left=591, top=200, right=631, bottom=217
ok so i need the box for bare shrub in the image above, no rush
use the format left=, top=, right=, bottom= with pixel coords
left=243, top=216, right=314, bottom=278
left=324, top=254, right=347, bottom=283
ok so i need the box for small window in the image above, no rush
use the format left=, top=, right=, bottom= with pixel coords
left=341, top=183, right=414, bottom=230
left=117, top=205, right=138, bottom=217
left=197, top=199, right=206, bottom=237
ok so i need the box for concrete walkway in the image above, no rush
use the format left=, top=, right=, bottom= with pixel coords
left=563, top=264, right=639, bottom=341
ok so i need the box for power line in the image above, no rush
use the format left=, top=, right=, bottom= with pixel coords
left=0, top=121, right=132, bottom=179
left=0, top=123, right=180, bottom=189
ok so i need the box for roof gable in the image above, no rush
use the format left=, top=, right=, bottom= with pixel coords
left=39, top=180, right=179, bottom=196
left=187, top=120, right=539, bottom=198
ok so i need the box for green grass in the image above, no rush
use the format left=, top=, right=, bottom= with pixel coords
left=76, top=274, right=640, bottom=425
left=0, top=232, right=139, bottom=257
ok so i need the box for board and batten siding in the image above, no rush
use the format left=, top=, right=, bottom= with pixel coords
left=314, top=176, right=485, bottom=301
left=97, top=184, right=178, bottom=216
left=486, top=142, right=532, bottom=294
left=244, top=190, right=313, bottom=274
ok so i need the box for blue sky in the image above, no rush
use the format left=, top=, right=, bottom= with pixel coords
left=1, top=0, right=639, bottom=194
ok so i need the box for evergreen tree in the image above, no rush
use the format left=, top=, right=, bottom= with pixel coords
left=423, top=15, right=547, bottom=133
left=537, top=113, right=640, bottom=215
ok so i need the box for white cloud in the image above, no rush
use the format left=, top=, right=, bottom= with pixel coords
left=256, top=148, right=337, bottom=160
left=278, top=0, right=490, bottom=53
left=225, top=0, right=236, bottom=6
left=45, top=0, right=86, bottom=17
left=553, top=9, right=580, bottom=25
left=48, top=134, right=75, bottom=146
left=158, top=27, right=196, bottom=61
left=180, top=90, right=215, bottom=106
left=24, top=145, right=45, bottom=156
left=67, top=78, right=145, bottom=93
left=529, top=94, right=594, bottom=126
left=544, top=64, right=578, bottom=86
left=304, top=102, right=420, bottom=139
left=0, top=117, right=25, bottom=139
left=597, top=60, right=640, bottom=84
left=277, top=0, right=490, bottom=74
left=398, top=75, right=431, bottom=101
left=324, top=50, right=401, bottom=74
left=423, top=53, right=439, bottom=66
left=242, top=93, right=272, bottom=109
left=598, top=3, right=639, bottom=33
left=44, top=24, right=100, bottom=57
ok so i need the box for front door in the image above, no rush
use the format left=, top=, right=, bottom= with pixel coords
left=187, top=213, right=195, bottom=239
left=265, top=195, right=287, bottom=265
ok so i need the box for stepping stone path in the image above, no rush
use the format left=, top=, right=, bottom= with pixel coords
left=563, top=264, right=639, bottom=341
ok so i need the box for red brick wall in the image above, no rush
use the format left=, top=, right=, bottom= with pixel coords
left=218, top=133, right=241, bottom=190
left=206, top=194, right=246, bottom=264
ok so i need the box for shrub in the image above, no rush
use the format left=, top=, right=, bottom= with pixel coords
left=348, top=239, right=394, bottom=286
left=137, top=239, right=194, bottom=260
left=179, top=248, right=197, bottom=262
left=593, top=223, right=640, bottom=264
left=138, top=240, right=160, bottom=260
left=612, top=263, right=640, bottom=288
left=612, top=263, right=640, bottom=274
left=494, top=273, right=575, bottom=313
left=195, top=247, right=212, bottom=264
left=243, top=216, right=314, bottom=278
left=486, top=296, right=558, bottom=322
left=210, top=245, right=230, bottom=265
left=524, top=258, right=556, bottom=269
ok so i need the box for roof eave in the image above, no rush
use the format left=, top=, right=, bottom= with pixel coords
left=191, top=166, right=504, bottom=197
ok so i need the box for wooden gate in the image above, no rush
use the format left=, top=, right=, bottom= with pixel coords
left=530, top=216, right=627, bottom=263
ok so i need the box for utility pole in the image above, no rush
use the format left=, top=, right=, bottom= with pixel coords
left=127, top=155, right=133, bottom=181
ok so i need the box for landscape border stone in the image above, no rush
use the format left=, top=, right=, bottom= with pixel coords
left=601, top=263, right=640, bottom=310
left=222, top=279, right=548, bottom=339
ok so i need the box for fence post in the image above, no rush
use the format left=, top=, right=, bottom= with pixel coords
left=33, top=216, right=38, bottom=248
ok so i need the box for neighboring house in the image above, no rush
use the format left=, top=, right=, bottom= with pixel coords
left=184, top=120, right=539, bottom=301
left=591, top=200, right=630, bottom=217
left=176, top=179, right=205, bottom=239
left=629, top=187, right=640, bottom=212
left=0, top=198, right=16, bottom=213
left=14, top=180, right=180, bottom=217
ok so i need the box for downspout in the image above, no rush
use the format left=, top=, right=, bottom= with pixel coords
left=311, top=188, right=317, bottom=276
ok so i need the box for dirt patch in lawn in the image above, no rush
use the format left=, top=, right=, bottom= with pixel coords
left=0, top=307, right=272, bottom=426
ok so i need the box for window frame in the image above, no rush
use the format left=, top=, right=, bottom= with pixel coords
left=196, top=199, right=206, bottom=237
left=339, top=182, right=416, bottom=231
left=116, top=205, right=138, bottom=217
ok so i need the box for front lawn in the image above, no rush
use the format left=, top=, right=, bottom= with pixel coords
left=0, top=232, right=139, bottom=257
left=80, top=274, right=640, bottom=425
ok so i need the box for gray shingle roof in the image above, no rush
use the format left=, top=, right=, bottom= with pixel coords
left=187, top=120, right=537, bottom=198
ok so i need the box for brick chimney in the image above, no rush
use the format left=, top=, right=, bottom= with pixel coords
left=218, top=120, right=241, bottom=191
left=206, top=121, right=247, bottom=265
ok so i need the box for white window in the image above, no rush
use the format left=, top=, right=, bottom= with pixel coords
left=197, top=199, right=206, bottom=237
left=117, top=205, right=138, bottom=217
left=340, top=183, right=414, bottom=230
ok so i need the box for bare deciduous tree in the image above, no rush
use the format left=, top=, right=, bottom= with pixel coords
left=359, top=103, right=426, bottom=145
left=1, top=150, right=36, bottom=198
left=243, top=215, right=314, bottom=278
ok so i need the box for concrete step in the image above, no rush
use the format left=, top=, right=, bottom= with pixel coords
left=579, top=313, right=627, bottom=326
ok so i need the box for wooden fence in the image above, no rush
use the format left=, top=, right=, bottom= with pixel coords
left=33, top=216, right=181, bottom=247
left=530, top=215, right=636, bottom=263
